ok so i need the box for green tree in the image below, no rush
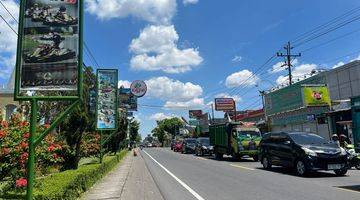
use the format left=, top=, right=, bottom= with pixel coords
left=152, top=117, right=184, bottom=146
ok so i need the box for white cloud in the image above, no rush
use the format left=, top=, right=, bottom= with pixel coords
left=225, top=69, right=259, bottom=88
left=0, top=0, right=19, bottom=80
left=269, top=59, right=298, bottom=74
left=130, top=25, right=203, bottom=73
left=118, top=80, right=131, bottom=88
left=332, top=61, right=345, bottom=69
left=149, top=112, right=177, bottom=120
left=215, top=93, right=242, bottom=102
left=86, top=0, right=177, bottom=25
left=183, top=0, right=199, bottom=5
left=145, top=76, right=203, bottom=101
left=231, top=55, right=242, bottom=63
left=164, top=98, right=204, bottom=109
left=275, top=63, right=318, bottom=85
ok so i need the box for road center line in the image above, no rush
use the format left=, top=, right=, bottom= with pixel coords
left=143, top=150, right=206, bottom=200
left=229, top=164, right=256, bottom=171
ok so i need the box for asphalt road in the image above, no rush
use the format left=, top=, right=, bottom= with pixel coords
left=141, top=148, right=360, bottom=200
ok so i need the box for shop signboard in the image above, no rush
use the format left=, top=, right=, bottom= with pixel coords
left=189, top=110, right=203, bottom=119
left=130, top=80, right=147, bottom=97
left=215, top=98, right=235, bottom=111
left=119, top=88, right=138, bottom=111
left=15, top=0, right=82, bottom=98
left=189, top=120, right=199, bottom=126
left=96, top=69, right=118, bottom=130
left=303, top=86, right=331, bottom=107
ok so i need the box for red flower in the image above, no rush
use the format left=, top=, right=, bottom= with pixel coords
left=20, top=152, right=28, bottom=160
left=53, top=153, right=59, bottom=160
left=15, top=178, right=27, bottom=188
left=20, top=141, right=28, bottom=149
left=2, top=147, right=10, bottom=155
left=0, top=130, right=6, bottom=138
left=19, top=121, right=28, bottom=127
left=1, top=121, right=8, bottom=128
left=43, top=124, right=50, bottom=129
left=23, top=132, right=30, bottom=139
left=48, top=145, right=56, bottom=152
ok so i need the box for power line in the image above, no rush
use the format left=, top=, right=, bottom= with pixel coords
left=83, top=42, right=100, bottom=68
left=0, top=14, right=17, bottom=35
left=292, top=6, right=360, bottom=44
left=0, top=0, right=18, bottom=23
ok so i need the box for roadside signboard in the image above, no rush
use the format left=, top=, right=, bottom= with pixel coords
left=15, top=0, right=82, bottom=98
left=96, top=69, right=118, bottom=130
left=189, top=110, right=203, bottom=119
left=198, top=113, right=209, bottom=133
left=303, top=86, right=331, bottom=107
left=215, top=98, right=235, bottom=111
left=189, top=120, right=199, bottom=126
left=119, top=88, right=138, bottom=111
left=130, top=80, right=147, bottom=97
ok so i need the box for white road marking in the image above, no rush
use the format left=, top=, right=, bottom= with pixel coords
left=143, top=150, right=206, bottom=200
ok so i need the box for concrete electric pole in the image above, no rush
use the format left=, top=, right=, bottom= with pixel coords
left=277, top=42, right=301, bottom=85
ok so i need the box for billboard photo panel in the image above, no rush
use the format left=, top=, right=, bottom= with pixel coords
left=96, top=69, right=118, bottom=130
left=15, top=0, right=82, bottom=97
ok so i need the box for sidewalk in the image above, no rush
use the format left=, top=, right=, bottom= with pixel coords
left=82, top=150, right=164, bottom=200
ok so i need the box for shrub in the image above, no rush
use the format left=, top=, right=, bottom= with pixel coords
left=1, top=150, right=128, bottom=200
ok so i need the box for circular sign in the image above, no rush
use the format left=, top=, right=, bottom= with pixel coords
left=130, top=80, right=147, bottom=97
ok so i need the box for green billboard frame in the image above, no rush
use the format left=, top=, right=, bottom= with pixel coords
left=13, top=0, right=84, bottom=101
left=95, top=69, right=119, bottom=131
left=12, top=1, right=84, bottom=199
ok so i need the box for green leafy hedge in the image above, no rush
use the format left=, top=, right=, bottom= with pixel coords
left=1, top=150, right=128, bottom=200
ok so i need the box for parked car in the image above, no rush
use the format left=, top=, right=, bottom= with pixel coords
left=170, top=139, right=177, bottom=150
left=182, top=138, right=197, bottom=154
left=174, top=141, right=183, bottom=152
left=259, top=132, right=348, bottom=176
left=195, top=137, right=213, bottom=156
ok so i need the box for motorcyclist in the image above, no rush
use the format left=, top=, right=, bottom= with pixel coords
left=331, top=134, right=340, bottom=147
left=55, top=6, right=72, bottom=21
left=339, top=134, right=349, bottom=148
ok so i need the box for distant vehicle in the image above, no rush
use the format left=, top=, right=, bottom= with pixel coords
left=170, top=139, right=177, bottom=150
left=195, top=137, right=213, bottom=156
left=182, top=138, right=197, bottom=154
left=209, top=122, right=262, bottom=161
left=174, top=141, right=183, bottom=152
left=259, top=132, right=348, bottom=176
left=147, top=143, right=153, bottom=148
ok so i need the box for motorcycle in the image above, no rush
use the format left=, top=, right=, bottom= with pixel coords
left=25, top=45, right=76, bottom=63
left=345, top=144, right=360, bottom=170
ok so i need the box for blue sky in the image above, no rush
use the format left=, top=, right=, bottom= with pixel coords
left=1, top=0, right=360, bottom=138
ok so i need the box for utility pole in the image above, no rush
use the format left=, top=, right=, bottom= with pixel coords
left=277, top=41, right=301, bottom=85
left=211, top=103, right=215, bottom=123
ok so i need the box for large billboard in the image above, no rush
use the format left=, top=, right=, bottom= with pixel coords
left=16, top=0, right=81, bottom=94
left=303, top=86, right=331, bottom=107
left=215, top=98, right=235, bottom=111
left=189, top=110, right=203, bottom=119
left=96, top=69, right=118, bottom=130
left=119, top=88, right=137, bottom=111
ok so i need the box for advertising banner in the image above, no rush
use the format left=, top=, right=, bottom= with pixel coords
left=303, top=86, right=331, bottom=107
left=17, top=0, right=80, bottom=92
left=189, top=110, right=203, bottom=119
left=96, top=69, right=118, bottom=130
left=119, top=88, right=138, bottom=111
left=215, top=98, right=235, bottom=111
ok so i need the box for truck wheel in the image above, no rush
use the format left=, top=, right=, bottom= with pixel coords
left=215, top=152, right=223, bottom=160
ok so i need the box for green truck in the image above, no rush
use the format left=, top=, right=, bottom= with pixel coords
left=209, top=122, right=262, bottom=161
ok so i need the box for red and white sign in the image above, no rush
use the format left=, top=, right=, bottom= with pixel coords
left=215, top=98, right=235, bottom=111
left=130, top=80, right=147, bottom=97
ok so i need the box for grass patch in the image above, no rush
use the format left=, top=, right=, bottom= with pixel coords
left=1, top=150, right=128, bottom=200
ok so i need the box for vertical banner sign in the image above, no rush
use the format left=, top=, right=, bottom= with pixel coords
left=119, top=88, right=138, bottom=111
left=16, top=0, right=81, bottom=95
left=96, top=69, right=118, bottom=130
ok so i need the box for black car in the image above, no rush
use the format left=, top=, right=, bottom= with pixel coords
left=259, top=132, right=348, bottom=176
left=195, top=137, right=213, bottom=156
left=182, top=138, right=197, bottom=154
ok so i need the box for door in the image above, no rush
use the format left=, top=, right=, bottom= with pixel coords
left=276, top=135, right=294, bottom=167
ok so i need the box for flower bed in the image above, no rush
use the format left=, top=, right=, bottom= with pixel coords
left=0, top=150, right=128, bottom=200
